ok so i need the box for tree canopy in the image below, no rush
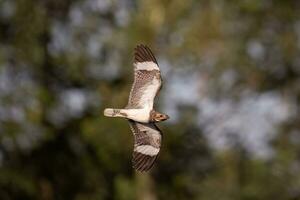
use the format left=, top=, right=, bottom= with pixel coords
left=0, top=0, right=299, bottom=199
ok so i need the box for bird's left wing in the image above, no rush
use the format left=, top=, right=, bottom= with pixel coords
left=126, top=44, right=162, bottom=109
left=128, top=120, right=162, bottom=172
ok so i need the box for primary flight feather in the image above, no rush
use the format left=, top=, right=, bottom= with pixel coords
left=104, top=44, right=169, bottom=172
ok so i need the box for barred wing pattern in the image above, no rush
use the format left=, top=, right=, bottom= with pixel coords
left=128, top=120, right=162, bottom=172
left=126, top=44, right=162, bottom=109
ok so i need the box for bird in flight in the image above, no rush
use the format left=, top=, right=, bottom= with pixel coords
left=104, top=44, right=169, bottom=172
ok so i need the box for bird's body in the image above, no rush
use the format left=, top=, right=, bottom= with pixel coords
left=104, top=44, right=169, bottom=172
left=104, top=108, right=152, bottom=123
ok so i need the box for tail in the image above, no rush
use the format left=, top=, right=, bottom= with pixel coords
left=104, top=108, right=127, bottom=118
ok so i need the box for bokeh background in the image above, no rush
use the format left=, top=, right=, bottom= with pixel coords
left=0, top=0, right=300, bottom=199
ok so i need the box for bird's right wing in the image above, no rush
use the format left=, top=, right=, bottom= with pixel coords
left=126, top=44, right=162, bottom=109
left=128, top=120, right=162, bottom=172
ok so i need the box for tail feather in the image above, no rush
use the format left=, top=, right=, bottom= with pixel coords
left=104, top=108, right=115, bottom=117
left=104, top=108, right=126, bottom=118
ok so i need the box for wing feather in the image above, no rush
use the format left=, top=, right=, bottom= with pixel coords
left=126, top=44, right=162, bottom=109
left=128, top=120, right=162, bottom=172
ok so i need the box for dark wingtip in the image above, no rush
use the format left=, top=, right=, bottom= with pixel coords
left=134, top=44, right=158, bottom=64
left=132, top=152, right=157, bottom=172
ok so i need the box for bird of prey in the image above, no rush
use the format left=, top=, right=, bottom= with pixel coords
left=104, top=44, right=169, bottom=172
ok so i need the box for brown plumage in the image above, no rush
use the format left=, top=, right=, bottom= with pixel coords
left=126, top=70, right=161, bottom=109
left=129, top=120, right=162, bottom=172
left=134, top=44, right=158, bottom=64
left=104, top=44, right=169, bottom=172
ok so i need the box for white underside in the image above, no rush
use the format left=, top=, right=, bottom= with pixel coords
left=124, top=108, right=151, bottom=123
left=135, top=145, right=159, bottom=156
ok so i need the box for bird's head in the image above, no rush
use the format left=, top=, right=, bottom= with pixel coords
left=151, top=111, right=169, bottom=122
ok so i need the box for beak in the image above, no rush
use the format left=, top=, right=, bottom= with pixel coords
left=165, top=115, right=169, bottom=120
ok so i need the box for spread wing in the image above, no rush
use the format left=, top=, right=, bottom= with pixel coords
left=126, top=44, right=162, bottom=109
left=128, top=120, right=162, bottom=172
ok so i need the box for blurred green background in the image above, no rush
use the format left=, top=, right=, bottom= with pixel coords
left=0, top=0, right=300, bottom=199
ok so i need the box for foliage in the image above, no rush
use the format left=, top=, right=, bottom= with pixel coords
left=0, top=0, right=299, bottom=199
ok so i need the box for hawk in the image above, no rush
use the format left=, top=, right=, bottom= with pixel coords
left=104, top=44, right=169, bottom=172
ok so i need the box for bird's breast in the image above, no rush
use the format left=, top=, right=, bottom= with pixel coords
left=124, top=108, right=151, bottom=123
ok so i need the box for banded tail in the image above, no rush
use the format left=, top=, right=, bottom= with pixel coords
left=104, top=108, right=127, bottom=118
